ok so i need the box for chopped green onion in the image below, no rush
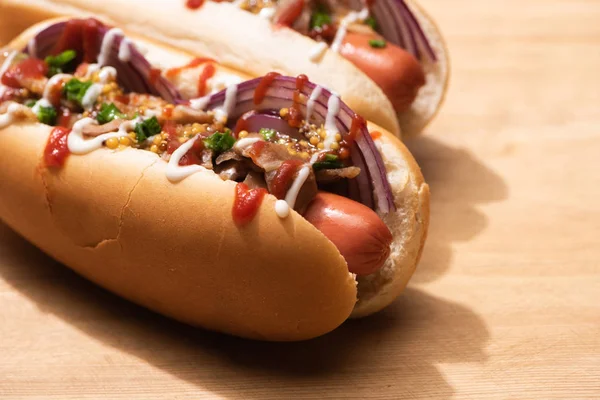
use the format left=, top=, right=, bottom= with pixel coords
left=312, top=154, right=344, bottom=171
left=63, top=78, right=93, bottom=107
left=365, top=16, right=377, bottom=30
left=45, top=50, right=77, bottom=76
left=97, top=103, right=125, bottom=124
left=310, top=5, right=331, bottom=29
left=368, top=39, right=387, bottom=48
left=259, top=128, right=277, bottom=141
left=24, top=99, right=36, bottom=108
left=134, top=116, right=162, bottom=142
left=203, top=130, right=235, bottom=153
left=37, top=105, right=57, bottom=126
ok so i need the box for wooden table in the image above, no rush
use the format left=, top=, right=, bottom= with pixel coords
left=1, top=0, right=599, bottom=398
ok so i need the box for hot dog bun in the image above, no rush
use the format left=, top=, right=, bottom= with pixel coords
left=0, top=0, right=448, bottom=137
left=0, top=22, right=429, bottom=340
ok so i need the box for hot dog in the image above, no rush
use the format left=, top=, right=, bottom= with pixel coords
left=0, top=18, right=429, bottom=341
left=0, top=0, right=448, bottom=137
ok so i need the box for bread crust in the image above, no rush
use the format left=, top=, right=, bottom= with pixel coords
left=0, top=21, right=430, bottom=339
left=0, top=0, right=448, bottom=138
left=0, top=123, right=360, bottom=341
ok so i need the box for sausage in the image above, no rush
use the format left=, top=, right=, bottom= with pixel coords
left=339, top=31, right=426, bottom=113
left=303, top=192, right=392, bottom=276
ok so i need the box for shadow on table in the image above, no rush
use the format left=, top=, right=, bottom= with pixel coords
left=0, top=222, right=489, bottom=399
left=405, top=135, right=509, bottom=283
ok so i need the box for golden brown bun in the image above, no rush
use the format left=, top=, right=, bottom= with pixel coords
left=0, top=23, right=429, bottom=339
left=0, top=0, right=448, bottom=138
left=0, top=123, right=359, bottom=341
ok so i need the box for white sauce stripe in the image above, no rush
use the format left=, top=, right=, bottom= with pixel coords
left=189, top=95, right=210, bottom=110
left=98, top=28, right=123, bottom=66
left=118, top=38, right=132, bottom=62
left=330, top=8, right=370, bottom=53
left=305, top=85, right=322, bottom=123
left=234, top=137, right=262, bottom=151
left=27, top=38, right=37, bottom=58
left=284, top=166, right=310, bottom=210
left=43, top=73, right=72, bottom=101
left=165, top=134, right=207, bottom=182
left=308, top=42, right=328, bottom=63
left=0, top=103, right=25, bottom=129
left=81, top=83, right=103, bottom=110
left=323, top=94, right=340, bottom=150
left=31, top=98, right=52, bottom=115
left=214, top=83, right=238, bottom=123
left=274, top=199, right=290, bottom=218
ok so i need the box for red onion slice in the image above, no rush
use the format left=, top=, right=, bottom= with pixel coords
left=205, top=75, right=395, bottom=213
left=371, top=0, right=437, bottom=62
left=24, top=20, right=182, bottom=102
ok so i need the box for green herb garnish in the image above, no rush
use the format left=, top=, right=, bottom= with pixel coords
left=24, top=99, right=36, bottom=108
left=63, top=78, right=93, bottom=107
left=365, top=16, right=377, bottom=30
left=134, top=116, right=162, bottom=142
left=37, top=105, right=57, bottom=126
left=97, top=103, right=125, bottom=124
left=203, top=130, right=235, bottom=153
left=259, top=128, right=277, bottom=141
left=312, top=154, right=344, bottom=171
left=310, top=5, right=331, bottom=29
left=368, top=39, right=387, bottom=48
left=45, top=50, right=77, bottom=76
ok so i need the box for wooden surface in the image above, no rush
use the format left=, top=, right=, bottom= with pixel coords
left=1, top=0, right=599, bottom=398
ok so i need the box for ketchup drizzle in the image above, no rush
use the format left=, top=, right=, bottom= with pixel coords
left=186, top=0, right=205, bottom=9
left=254, top=72, right=281, bottom=105
left=44, top=127, right=71, bottom=167
left=232, top=183, right=268, bottom=226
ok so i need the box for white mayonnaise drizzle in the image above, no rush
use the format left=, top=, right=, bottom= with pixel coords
left=43, top=73, right=72, bottom=101
left=330, top=8, right=370, bottom=53
left=98, top=28, right=123, bottom=66
left=308, top=42, right=328, bottom=63
left=0, top=102, right=25, bottom=129
left=81, top=83, right=103, bottom=110
left=84, top=64, right=101, bottom=79
left=189, top=95, right=210, bottom=110
left=234, top=137, right=262, bottom=151
left=67, top=116, right=145, bottom=155
left=284, top=165, right=310, bottom=210
left=208, top=74, right=242, bottom=94
left=118, top=38, right=132, bottom=62
left=27, top=38, right=37, bottom=58
left=165, top=134, right=207, bottom=182
left=259, top=7, right=276, bottom=19
left=274, top=199, right=290, bottom=218
left=305, top=85, right=322, bottom=123
left=31, top=98, right=52, bottom=115
left=213, top=83, right=238, bottom=122
left=98, top=66, right=117, bottom=82
left=323, top=94, right=340, bottom=150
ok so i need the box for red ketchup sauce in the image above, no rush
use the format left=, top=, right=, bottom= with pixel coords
left=286, top=74, right=308, bottom=128
left=44, top=127, right=71, bottom=167
left=149, top=68, right=162, bottom=85
left=165, top=57, right=214, bottom=78
left=270, top=159, right=303, bottom=199
left=197, top=63, right=216, bottom=96
left=254, top=72, right=281, bottom=105
left=186, top=0, right=204, bottom=10
left=349, top=114, right=366, bottom=144
left=370, top=130, right=382, bottom=140
left=1, top=58, right=48, bottom=88
left=232, top=183, right=268, bottom=226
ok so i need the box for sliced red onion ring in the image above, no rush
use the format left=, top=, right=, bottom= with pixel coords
left=233, top=110, right=302, bottom=139
left=370, top=0, right=437, bottom=62
left=205, top=75, right=395, bottom=213
left=24, top=20, right=182, bottom=102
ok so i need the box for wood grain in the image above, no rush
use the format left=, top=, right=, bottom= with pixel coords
left=1, top=0, right=599, bottom=398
